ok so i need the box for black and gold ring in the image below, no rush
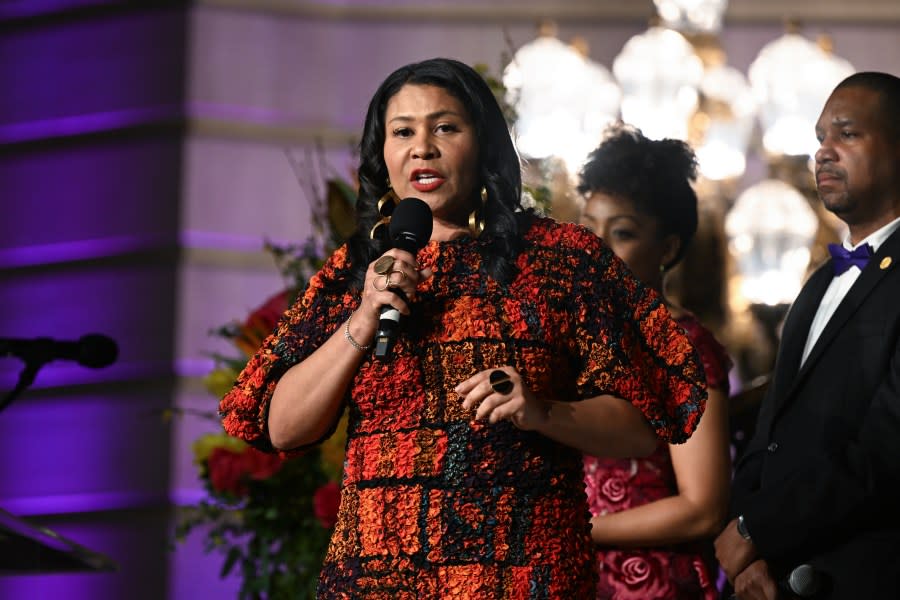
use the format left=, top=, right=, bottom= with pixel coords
left=373, top=255, right=395, bottom=275
left=489, top=369, right=514, bottom=395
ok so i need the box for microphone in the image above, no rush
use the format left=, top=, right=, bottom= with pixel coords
left=779, top=563, right=826, bottom=598
left=374, top=197, right=432, bottom=360
left=727, top=564, right=826, bottom=600
left=0, top=334, right=119, bottom=369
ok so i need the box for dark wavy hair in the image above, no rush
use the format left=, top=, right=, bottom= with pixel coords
left=344, top=57, right=527, bottom=289
left=834, top=71, right=900, bottom=139
left=577, top=123, right=699, bottom=269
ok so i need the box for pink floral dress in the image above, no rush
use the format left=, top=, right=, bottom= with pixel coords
left=584, top=314, right=731, bottom=600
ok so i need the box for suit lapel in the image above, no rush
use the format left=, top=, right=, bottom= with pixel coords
left=769, top=265, right=832, bottom=416
left=786, top=229, right=900, bottom=403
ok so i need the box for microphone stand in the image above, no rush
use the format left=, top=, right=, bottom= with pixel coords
left=0, top=361, right=43, bottom=414
left=0, top=345, right=120, bottom=574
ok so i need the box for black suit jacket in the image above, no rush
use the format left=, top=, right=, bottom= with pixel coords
left=731, top=227, right=900, bottom=598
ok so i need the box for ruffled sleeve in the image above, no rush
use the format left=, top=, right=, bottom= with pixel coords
left=219, top=245, right=355, bottom=453
left=566, top=226, right=707, bottom=444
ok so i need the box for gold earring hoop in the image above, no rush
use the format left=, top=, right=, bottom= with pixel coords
left=377, top=188, right=399, bottom=218
left=370, top=217, right=390, bottom=240
left=370, top=188, right=399, bottom=240
left=468, top=186, right=488, bottom=238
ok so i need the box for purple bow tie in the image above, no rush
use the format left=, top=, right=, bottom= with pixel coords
left=828, top=243, right=873, bottom=276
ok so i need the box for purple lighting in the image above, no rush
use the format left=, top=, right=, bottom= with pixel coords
left=1, top=4, right=189, bottom=598
left=0, top=105, right=183, bottom=146
left=0, top=230, right=290, bottom=270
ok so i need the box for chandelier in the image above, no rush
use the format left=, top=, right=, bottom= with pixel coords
left=749, top=26, right=855, bottom=158
left=502, top=22, right=620, bottom=173
left=653, top=0, right=729, bottom=34
left=725, top=179, right=819, bottom=306
left=503, top=1, right=856, bottom=361
left=613, top=26, right=704, bottom=143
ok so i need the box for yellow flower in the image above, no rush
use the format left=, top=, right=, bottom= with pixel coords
left=192, top=432, right=247, bottom=464
left=203, top=367, right=241, bottom=399
left=319, top=413, right=348, bottom=482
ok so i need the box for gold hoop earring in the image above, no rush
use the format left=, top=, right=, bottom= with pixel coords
left=370, top=217, right=390, bottom=240
left=370, top=188, right=399, bottom=240
left=377, top=188, right=399, bottom=218
left=468, top=186, right=487, bottom=238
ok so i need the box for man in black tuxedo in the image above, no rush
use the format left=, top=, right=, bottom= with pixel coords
left=715, top=71, right=900, bottom=599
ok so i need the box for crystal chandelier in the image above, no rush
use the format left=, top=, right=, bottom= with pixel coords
left=503, top=23, right=620, bottom=173
left=749, top=27, right=855, bottom=158
left=725, top=179, right=819, bottom=306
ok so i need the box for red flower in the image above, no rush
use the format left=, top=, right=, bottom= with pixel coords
left=207, top=447, right=250, bottom=496
left=244, top=446, right=283, bottom=481
left=584, top=458, right=636, bottom=515
left=235, top=290, right=292, bottom=356
left=600, top=551, right=675, bottom=599
left=250, top=290, right=291, bottom=330
left=600, top=474, right=628, bottom=503
left=313, top=481, right=341, bottom=528
left=206, top=446, right=283, bottom=497
left=621, top=555, right=652, bottom=585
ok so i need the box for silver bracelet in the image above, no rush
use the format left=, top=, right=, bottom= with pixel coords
left=344, top=314, right=371, bottom=352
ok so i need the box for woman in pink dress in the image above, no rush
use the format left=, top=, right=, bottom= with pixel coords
left=578, top=124, right=732, bottom=599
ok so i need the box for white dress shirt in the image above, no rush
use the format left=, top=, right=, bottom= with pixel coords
left=800, top=216, right=900, bottom=366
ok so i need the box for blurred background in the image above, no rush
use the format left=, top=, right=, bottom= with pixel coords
left=1, top=0, right=898, bottom=597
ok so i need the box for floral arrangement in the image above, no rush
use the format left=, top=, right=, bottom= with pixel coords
left=174, top=147, right=358, bottom=600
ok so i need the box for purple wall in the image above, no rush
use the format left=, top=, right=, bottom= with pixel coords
left=0, top=4, right=188, bottom=599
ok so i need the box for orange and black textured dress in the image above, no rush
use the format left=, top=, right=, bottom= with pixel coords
left=220, top=217, right=707, bottom=599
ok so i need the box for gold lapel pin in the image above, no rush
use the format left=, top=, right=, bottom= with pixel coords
left=880, top=256, right=892, bottom=270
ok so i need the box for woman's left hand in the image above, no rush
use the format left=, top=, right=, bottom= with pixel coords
left=455, top=367, right=550, bottom=430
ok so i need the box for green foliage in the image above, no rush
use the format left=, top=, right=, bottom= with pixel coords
left=175, top=145, right=355, bottom=599
left=175, top=450, right=334, bottom=599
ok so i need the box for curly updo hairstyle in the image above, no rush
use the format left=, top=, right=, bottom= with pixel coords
left=577, top=123, right=699, bottom=269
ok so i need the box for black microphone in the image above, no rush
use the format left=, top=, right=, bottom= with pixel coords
left=0, top=334, right=119, bottom=369
left=374, top=197, right=432, bottom=360
left=779, top=563, right=826, bottom=598
left=727, top=564, right=827, bottom=600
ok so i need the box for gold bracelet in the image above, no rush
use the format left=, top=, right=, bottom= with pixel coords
left=344, top=314, right=371, bottom=352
